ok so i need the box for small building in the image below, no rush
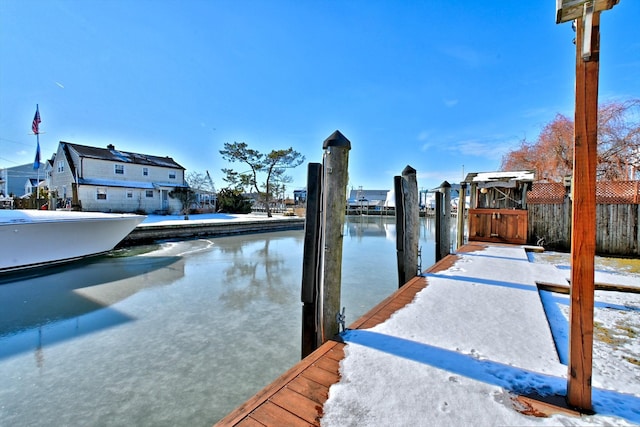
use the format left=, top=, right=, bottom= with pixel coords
left=293, top=189, right=307, bottom=205
left=49, top=141, right=187, bottom=214
left=463, top=171, right=535, bottom=245
left=347, top=189, right=391, bottom=213
left=0, top=163, right=44, bottom=197
left=24, top=178, right=44, bottom=197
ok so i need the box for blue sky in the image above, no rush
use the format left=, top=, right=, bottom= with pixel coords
left=1, top=1, right=638, bottom=194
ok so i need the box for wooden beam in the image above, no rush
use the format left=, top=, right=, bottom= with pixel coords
left=567, top=12, right=600, bottom=411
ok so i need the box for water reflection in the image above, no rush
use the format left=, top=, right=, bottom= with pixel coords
left=345, top=215, right=395, bottom=239
left=217, top=234, right=304, bottom=309
left=0, top=246, right=184, bottom=337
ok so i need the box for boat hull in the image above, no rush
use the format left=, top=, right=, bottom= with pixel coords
left=0, top=210, right=146, bottom=272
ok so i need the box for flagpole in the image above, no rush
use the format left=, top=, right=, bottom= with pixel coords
left=37, top=132, right=40, bottom=204
left=32, top=104, right=42, bottom=207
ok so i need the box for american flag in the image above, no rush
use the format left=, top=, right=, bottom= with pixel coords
left=32, top=105, right=41, bottom=134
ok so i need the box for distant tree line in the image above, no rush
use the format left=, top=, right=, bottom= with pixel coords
left=501, top=99, right=639, bottom=182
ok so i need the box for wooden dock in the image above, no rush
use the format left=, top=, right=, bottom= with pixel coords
left=214, top=245, right=468, bottom=426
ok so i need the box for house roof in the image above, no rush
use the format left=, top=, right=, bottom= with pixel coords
left=464, top=170, right=535, bottom=184
left=77, top=178, right=189, bottom=189
left=62, top=141, right=185, bottom=170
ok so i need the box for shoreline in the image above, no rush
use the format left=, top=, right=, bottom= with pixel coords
left=120, top=213, right=305, bottom=246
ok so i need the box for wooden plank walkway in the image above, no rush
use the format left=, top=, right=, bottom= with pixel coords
left=215, top=242, right=585, bottom=426
left=214, top=246, right=474, bottom=426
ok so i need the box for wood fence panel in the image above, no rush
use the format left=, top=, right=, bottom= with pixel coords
left=528, top=204, right=570, bottom=250
left=528, top=203, right=638, bottom=256
left=596, top=204, right=639, bottom=255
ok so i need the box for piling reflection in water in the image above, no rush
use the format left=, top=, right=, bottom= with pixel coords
left=0, top=218, right=444, bottom=426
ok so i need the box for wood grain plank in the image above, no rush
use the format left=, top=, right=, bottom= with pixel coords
left=287, top=376, right=329, bottom=404
left=271, top=387, right=323, bottom=426
left=236, top=417, right=265, bottom=427
left=312, top=355, right=340, bottom=374
left=300, top=365, right=339, bottom=388
left=323, top=345, right=345, bottom=362
left=249, top=401, right=313, bottom=427
left=214, top=341, right=339, bottom=426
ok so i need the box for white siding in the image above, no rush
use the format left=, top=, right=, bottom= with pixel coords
left=49, top=142, right=186, bottom=214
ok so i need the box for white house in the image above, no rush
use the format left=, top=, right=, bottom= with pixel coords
left=347, top=189, right=391, bottom=211
left=49, top=141, right=187, bottom=214
left=0, top=163, right=44, bottom=197
left=24, top=178, right=45, bottom=197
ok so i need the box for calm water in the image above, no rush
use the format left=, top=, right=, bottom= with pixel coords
left=0, top=216, right=443, bottom=426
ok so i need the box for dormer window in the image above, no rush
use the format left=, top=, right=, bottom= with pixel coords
left=115, top=164, right=124, bottom=175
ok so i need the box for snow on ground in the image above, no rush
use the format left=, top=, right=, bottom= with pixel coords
left=139, top=212, right=290, bottom=226
left=321, top=245, right=640, bottom=426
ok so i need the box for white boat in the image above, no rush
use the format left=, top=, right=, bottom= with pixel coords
left=0, top=210, right=146, bottom=272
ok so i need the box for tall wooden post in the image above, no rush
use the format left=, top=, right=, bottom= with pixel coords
left=320, top=130, right=351, bottom=342
left=301, top=162, right=322, bottom=358
left=434, top=191, right=442, bottom=262
left=395, top=166, right=419, bottom=287
left=457, top=182, right=467, bottom=249
left=567, top=12, right=600, bottom=411
left=439, top=181, right=451, bottom=260
left=394, top=176, right=405, bottom=282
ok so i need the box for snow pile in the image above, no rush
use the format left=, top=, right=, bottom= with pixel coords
left=321, top=245, right=640, bottom=426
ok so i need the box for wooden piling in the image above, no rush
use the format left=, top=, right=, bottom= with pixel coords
left=320, top=130, right=351, bottom=343
left=301, top=162, right=323, bottom=358
left=456, top=182, right=467, bottom=249
left=395, top=166, right=419, bottom=287
left=394, top=176, right=405, bottom=283
left=435, top=191, right=442, bottom=262
left=439, top=181, right=451, bottom=260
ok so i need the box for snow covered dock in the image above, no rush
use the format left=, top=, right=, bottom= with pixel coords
left=215, top=242, right=640, bottom=426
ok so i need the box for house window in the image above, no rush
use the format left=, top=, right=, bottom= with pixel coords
left=126, top=190, right=133, bottom=199
left=169, top=171, right=176, bottom=179
left=115, top=164, right=124, bottom=175
left=97, top=188, right=107, bottom=200
left=57, top=161, right=64, bottom=173
left=143, top=167, right=149, bottom=176
left=145, top=190, right=154, bottom=198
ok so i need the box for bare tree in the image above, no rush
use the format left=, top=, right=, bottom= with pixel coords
left=501, top=99, right=640, bottom=181
left=185, top=171, right=217, bottom=211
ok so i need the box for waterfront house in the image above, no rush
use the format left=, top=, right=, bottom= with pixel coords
left=0, top=163, right=44, bottom=197
left=347, top=189, right=391, bottom=213
left=49, top=141, right=187, bottom=214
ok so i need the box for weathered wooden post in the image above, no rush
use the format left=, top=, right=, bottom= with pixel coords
left=567, top=11, right=600, bottom=411
left=555, top=0, right=619, bottom=410
left=564, top=178, right=573, bottom=249
left=320, top=130, right=350, bottom=343
left=456, top=182, right=467, bottom=249
left=439, top=181, right=451, bottom=260
left=394, top=176, right=405, bottom=280
left=434, top=191, right=442, bottom=262
left=394, top=166, right=419, bottom=287
left=301, top=162, right=322, bottom=358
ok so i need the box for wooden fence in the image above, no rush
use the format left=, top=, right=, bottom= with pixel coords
left=527, top=181, right=640, bottom=256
